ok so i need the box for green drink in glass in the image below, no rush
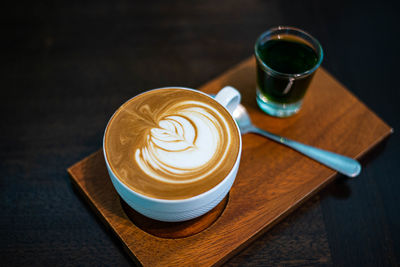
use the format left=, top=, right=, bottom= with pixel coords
left=255, top=27, right=323, bottom=117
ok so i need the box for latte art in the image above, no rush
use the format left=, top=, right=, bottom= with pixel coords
left=136, top=101, right=231, bottom=184
left=104, top=88, right=240, bottom=200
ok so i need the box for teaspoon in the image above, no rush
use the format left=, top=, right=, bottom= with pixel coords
left=232, top=104, right=361, bottom=177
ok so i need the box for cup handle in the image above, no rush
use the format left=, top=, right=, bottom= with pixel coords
left=214, top=86, right=241, bottom=114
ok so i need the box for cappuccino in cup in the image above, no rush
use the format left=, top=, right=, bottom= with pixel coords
left=104, top=86, right=242, bottom=222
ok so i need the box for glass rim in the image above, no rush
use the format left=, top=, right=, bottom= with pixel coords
left=254, top=26, right=324, bottom=78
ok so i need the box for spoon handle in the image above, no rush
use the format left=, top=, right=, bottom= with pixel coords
left=251, top=126, right=361, bottom=177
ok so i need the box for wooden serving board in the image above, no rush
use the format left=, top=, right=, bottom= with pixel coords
left=68, top=57, right=392, bottom=266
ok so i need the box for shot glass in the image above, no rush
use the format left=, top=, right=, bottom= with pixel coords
left=255, top=26, right=323, bottom=117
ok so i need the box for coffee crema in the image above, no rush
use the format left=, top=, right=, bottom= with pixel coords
left=104, top=88, right=240, bottom=200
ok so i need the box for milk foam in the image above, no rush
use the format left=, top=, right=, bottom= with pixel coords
left=135, top=101, right=231, bottom=184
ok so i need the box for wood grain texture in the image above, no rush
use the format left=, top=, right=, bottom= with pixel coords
left=68, top=57, right=392, bottom=266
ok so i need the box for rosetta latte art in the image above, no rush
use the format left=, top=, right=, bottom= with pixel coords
left=135, top=101, right=231, bottom=184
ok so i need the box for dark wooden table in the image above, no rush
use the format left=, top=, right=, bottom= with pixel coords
left=2, top=0, right=399, bottom=266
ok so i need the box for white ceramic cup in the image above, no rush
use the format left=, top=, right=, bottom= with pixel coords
left=103, top=86, right=242, bottom=222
